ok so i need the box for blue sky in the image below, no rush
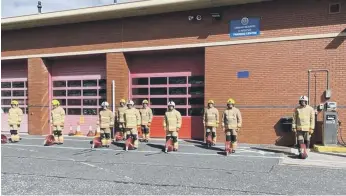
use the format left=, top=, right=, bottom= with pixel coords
left=1, top=0, right=140, bottom=18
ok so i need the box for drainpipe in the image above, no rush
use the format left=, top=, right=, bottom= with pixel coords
left=307, top=69, right=329, bottom=135
left=112, top=80, right=116, bottom=139
left=307, top=69, right=330, bottom=106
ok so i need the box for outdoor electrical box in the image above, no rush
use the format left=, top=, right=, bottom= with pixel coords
left=325, top=89, right=332, bottom=99
left=280, top=116, right=293, bottom=132
left=322, top=102, right=338, bottom=146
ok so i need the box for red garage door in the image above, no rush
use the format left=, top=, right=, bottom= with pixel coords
left=1, top=61, right=28, bottom=134
left=51, top=57, right=106, bottom=135
left=128, top=50, right=205, bottom=140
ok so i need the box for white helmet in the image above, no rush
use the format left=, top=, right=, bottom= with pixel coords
left=168, top=101, right=175, bottom=107
left=127, top=100, right=134, bottom=106
left=101, top=101, right=109, bottom=107
left=299, top=95, right=308, bottom=102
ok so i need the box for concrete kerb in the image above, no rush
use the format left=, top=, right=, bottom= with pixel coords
left=313, top=144, right=346, bottom=153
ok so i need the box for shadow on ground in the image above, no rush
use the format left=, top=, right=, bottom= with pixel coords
left=183, top=139, right=205, bottom=145
left=146, top=143, right=165, bottom=152
left=194, top=144, right=224, bottom=152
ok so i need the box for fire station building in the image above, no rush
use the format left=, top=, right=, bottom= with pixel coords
left=1, top=0, right=345, bottom=146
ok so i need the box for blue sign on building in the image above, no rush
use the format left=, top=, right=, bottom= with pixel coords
left=237, top=71, right=249, bottom=79
left=230, top=17, right=260, bottom=38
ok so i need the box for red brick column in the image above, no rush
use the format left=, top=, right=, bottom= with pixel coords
left=106, top=53, right=129, bottom=107
left=27, top=58, right=50, bottom=135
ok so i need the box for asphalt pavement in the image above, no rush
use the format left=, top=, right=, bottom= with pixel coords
left=1, top=135, right=346, bottom=195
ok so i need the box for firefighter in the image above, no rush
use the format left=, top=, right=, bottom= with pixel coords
left=99, top=101, right=115, bottom=147
left=203, top=100, right=219, bottom=145
left=292, top=95, right=315, bottom=158
left=124, top=100, right=141, bottom=149
left=8, top=100, right=23, bottom=142
left=222, top=98, right=242, bottom=153
left=163, top=101, right=182, bottom=151
left=139, top=99, right=153, bottom=143
left=117, top=99, right=127, bottom=140
left=51, top=100, right=65, bottom=145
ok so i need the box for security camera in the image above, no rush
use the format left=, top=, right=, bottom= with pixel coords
left=196, top=15, right=202, bottom=20
left=188, top=16, right=194, bottom=21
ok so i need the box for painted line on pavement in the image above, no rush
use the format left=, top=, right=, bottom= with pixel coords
left=280, top=161, right=346, bottom=169
left=281, top=159, right=346, bottom=165
left=15, top=137, right=252, bottom=149
left=80, top=162, right=104, bottom=170
left=4, top=143, right=282, bottom=159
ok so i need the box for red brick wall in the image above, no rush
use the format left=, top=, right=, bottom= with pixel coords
left=2, top=0, right=345, bottom=57
left=27, top=58, right=50, bottom=135
left=2, top=0, right=346, bottom=145
left=205, top=37, right=346, bottom=145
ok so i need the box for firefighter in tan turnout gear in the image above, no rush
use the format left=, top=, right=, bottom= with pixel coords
left=124, top=100, right=141, bottom=149
left=99, top=101, right=115, bottom=148
left=203, top=100, right=219, bottom=146
left=8, top=100, right=23, bottom=143
left=292, top=95, right=315, bottom=159
left=222, top=98, right=242, bottom=153
left=164, top=101, right=182, bottom=151
left=139, top=100, right=153, bottom=143
left=117, top=99, right=127, bottom=140
left=51, top=100, right=65, bottom=145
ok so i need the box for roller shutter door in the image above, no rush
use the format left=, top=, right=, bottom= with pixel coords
left=51, top=57, right=106, bottom=135
left=1, top=61, right=28, bottom=134
left=128, top=51, right=205, bottom=140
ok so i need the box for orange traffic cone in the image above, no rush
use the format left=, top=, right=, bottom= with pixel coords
left=87, top=125, right=94, bottom=137
left=44, top=135, right=55, bottom=146
left=75, top=123, right=83, bottom=136
left=90, top=137, right=102, bottom=148
left=1, top=134, right=8, bottom=144
left=95, top=125, right=100, bottom=137
left=68, top=125, right=75, bottom=136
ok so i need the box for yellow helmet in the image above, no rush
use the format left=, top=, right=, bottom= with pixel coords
left=120, top=99, right=126, bottom=103
left=52, top=99, right=60, bottom=106
left=142, top=99, right=149, bottom=104
left=11, top=100, right=19, bottom=105
left=227, top=98, right=235, bottom=105
left=208, top=100, right=214, bottom=104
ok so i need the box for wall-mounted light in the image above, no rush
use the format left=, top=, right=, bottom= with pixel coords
left=188, top=15, right=202, bottom=21
left=188, top=16, right=194, bottom=21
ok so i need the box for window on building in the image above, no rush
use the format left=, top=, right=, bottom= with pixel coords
left=1, top=82, right=11, bottom=88
left=1, top=80, right=28, bottom=114
left=52, top=79, right=106, bottom=115
left=53, top=81, right=66, bottom=87
left=130, top=75, right=204, bottom=116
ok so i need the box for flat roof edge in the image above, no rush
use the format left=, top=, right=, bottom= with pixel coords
left=1, top=0, right=271, bottom=30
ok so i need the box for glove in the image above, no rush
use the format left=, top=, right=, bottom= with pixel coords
left=292, top=128, right=296, bottom=132
left=309, top=129, right=314, bottom=134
